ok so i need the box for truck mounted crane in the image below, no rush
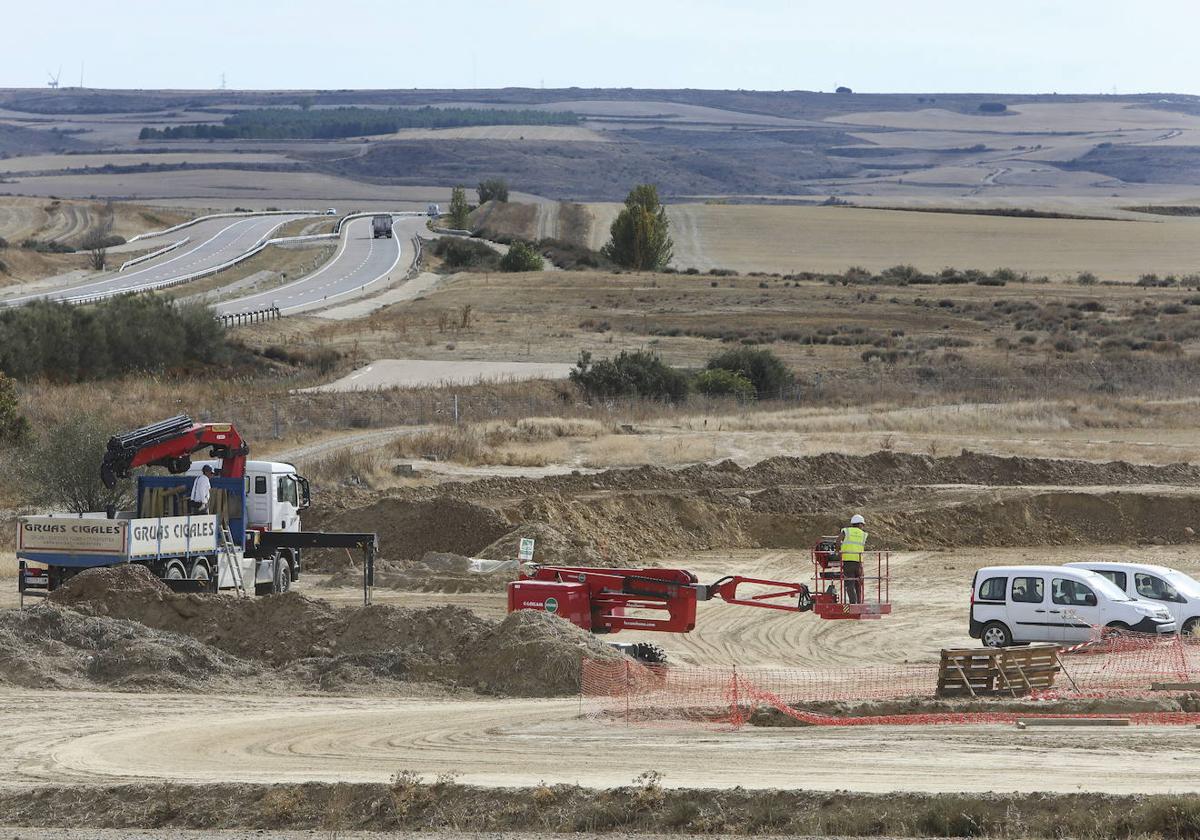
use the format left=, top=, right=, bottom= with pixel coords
left=18, top=416, right=378, bottom=602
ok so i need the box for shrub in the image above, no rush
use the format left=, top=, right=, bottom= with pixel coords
left=432, top=236, right=497, bottom=270
left=0, top=236, right=8, bottom=249
left=0, top=295, right=234, bottom=382
left=498, top=240, right=545, bottom=272
left=693, top=368, right=755, bottom=399
left=570, top=350, right=689, bottom=402
left=1076, top=271, right=1098, bottom=285
left=706, top=347, right=794, bottom=397
left=13, top=410, right=133, bottom=513
left=0, top=371, right=29, bottom=445
left=477, top=178, right=509, bottom=203
left=20, top=238, right=73, bottom=253
left=978, top=101, right=1007, bottom=113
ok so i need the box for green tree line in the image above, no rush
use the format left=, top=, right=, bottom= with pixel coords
left=0, top=295, right=232, bottom=382
left=139, top=106, right=579, bottom=140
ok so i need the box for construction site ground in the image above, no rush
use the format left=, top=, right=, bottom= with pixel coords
left=3, top=450, right=1200, bottom=804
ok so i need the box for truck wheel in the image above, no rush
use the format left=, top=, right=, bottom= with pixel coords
left=980, top=621, right=1012, bottom=648
left=254, top=552, right=278, bottom=596
left=189, top=558, right=215, bottom=593
left=274, top=557, right=291, bottom=595
left=163, top=560, right=187, bottom=581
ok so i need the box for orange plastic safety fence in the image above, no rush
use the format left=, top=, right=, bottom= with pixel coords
left=581, top=631, right=1200, bottom=729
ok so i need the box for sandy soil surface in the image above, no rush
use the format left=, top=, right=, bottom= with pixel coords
left=305, top=359, right=574, bottom=391
left=2, top=683, right=1197, bottom=795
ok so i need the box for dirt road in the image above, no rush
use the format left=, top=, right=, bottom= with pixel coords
left=3, top=686, right=1198, bottom=795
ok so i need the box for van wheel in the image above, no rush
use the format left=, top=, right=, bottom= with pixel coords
left=1184, top=618, right=1200, bottom=637
left=981, top=621, right=1012, bottom=648
left=1103, top=621, right=1130, bottom=639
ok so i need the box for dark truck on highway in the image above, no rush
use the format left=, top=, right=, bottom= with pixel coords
left=371, top=215, right=393, bottom=238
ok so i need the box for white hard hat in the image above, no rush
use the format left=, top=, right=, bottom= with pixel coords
left=850, top=514, right=865, bottom=525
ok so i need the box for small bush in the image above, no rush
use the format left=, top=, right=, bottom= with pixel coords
left=1076, top=271, right=1098, bottom=285
left=432, top=237, right=497, bottom=270
left=693, top=368, right=755, bottom=399
left=498, top=240, right=545, bottom=272
left=0, top=236, right=8, bottom=249
left=706, top=347, right=794, bottom=397
left=20, top=238, right=73, bottom=253
left=570, top=350, right=689, bottom=402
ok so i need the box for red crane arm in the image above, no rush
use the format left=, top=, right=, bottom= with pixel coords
left=100, top=415, right=250, bottom=488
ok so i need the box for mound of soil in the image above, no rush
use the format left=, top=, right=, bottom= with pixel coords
left=477, top=522, right=604, bottom=566
left=306, top=497, right=513, bottom=571
left=0, top=604, right=269, bottom=692
left=51, top=566, right=625, bottom=696
left=384, top=552, right=514, bottom=593
left=462, top=610, right=624, bottom=697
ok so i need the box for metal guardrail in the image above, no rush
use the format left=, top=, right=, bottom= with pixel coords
left=119, top=237, right=189, bottom=272
left=218, top=306, right=281, bottom=327
left=56, top=211, right=430, bottom=309
left=127, top=209, right=330, bottom=243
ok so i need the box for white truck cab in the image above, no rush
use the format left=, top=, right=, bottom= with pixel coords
left=189, top=459, right=309, bottom=533
left=1065, top=562, right=1200, bottom=636
left=970, top=564, right=1176, bottom=647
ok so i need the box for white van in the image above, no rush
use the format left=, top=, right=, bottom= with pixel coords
left=1065, top=562, right=1200, bottom=636
left=970, top=565, right=1176, bottom=647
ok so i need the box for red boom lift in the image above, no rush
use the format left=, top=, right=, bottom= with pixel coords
left=508, top=539, right=890, bottom=659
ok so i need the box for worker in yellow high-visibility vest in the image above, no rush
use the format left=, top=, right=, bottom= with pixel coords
left=838, top=514, right=868, bottom=604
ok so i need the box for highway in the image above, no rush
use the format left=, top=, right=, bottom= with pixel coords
left=0, top=213, right=311, bottom=306
left=213, top=214, right=424, bottom=316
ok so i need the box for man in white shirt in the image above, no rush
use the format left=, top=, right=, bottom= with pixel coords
left=189, top=465, right=213, bottom=514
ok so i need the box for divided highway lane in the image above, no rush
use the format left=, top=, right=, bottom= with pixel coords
left=0, top=213, right=312, bottom=307
left=214, top=215, right=425, bottom=316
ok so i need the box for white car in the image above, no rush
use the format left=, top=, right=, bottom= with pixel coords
left=970, top=564, right=1176, bottom=647
left=325, top=207, right=337, bottom=216
left=1065, top=561, right=1200, bottom=636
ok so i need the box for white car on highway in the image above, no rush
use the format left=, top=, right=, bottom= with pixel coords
left=1065, top=561, right=1200, bottom=636
left=970, top=564, right=1176, bottom=647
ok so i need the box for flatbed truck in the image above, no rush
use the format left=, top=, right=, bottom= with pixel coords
left=17, top=416, right=376, bottom=601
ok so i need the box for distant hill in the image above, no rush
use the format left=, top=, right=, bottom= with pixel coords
left=0, top=123, right=92, bottom=157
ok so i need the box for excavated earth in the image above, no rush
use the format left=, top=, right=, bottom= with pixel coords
left=31, top=566, right=622, bottom=697
left=308, top=452, right=1200, bottom=573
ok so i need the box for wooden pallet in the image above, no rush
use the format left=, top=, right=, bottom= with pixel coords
left=937, top=643, right=1061, bottom=698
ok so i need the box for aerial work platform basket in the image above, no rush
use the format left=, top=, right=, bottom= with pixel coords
left=812, top=537, right=891, bottom=620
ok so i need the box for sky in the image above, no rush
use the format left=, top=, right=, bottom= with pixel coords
left=4, top=0, right=1198, bottom=95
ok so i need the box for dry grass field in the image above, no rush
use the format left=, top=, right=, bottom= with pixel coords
left=371, top=125, right=611, bottom=142
left=662, top=203, right=1200, bottom=278
left=2, top=170, right=456, bottom=205
left=0, top=151, right=291, bottom=174
left=828, top=101, right=1200, bottom=133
